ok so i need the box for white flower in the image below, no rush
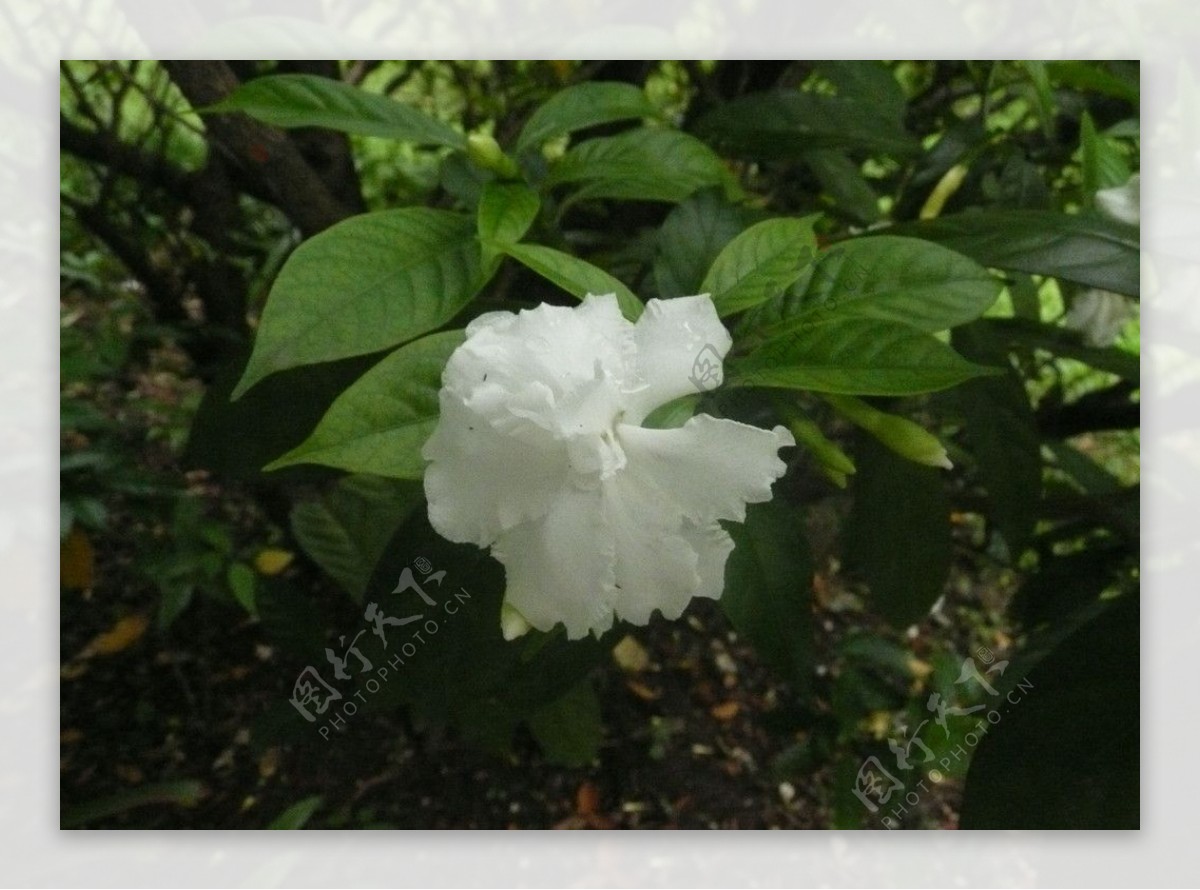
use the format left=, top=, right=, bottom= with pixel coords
left=422, top=293, right=794, bottom=640
left=1096, top=173, right=1139, bottom=226
left=1065, top=288, right=1135, bottom=347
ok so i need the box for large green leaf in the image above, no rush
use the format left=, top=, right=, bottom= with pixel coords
left=290, top=475, right=424, bottom=602
left=887, top=210, right=1140, bottom=297
left=545, top=128, right=732, bottom=204
left=814, top=61, right=907, bottom=123
left=204, top=73, right=464, bottom=148
left=959, top=594, right=1139, bottom=828
left=746, top=236, right=1000, bottom=338
left=722, top=500, right=814, bottom=692
left=844, top=432, right=951, bottom=625
left=694, top=89, right=920, bottom=160
left=653, top=188, right=755, bottom=299
left=477, top=182, right=540, bottom=247
left=477, top=182, right=540, bottom=268
left=516, top=81, right=658, bottom=154
left=504, top=241, right=643, bottom=320
left=952, top=324, right=1042, bottom=555
left=700, top=216, right=818, bottom=317
left=233, top=209, right=481, bottom=398
left=728, top=318, right=1000, bottom=396
left=265, top=330, right=464, bottom=477
left=802, top=149, right=883, bottom=225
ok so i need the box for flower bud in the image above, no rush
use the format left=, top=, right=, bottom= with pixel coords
left=500, top=601, right=532, bottom=641
left=467, top=132, right=520, bottom=179
left=787, top=414, right=856, bottom=488
left=823, top=394, right=952, bottom=470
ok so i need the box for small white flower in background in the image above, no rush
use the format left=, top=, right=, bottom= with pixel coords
left=1065, top=288, right=1135, bottom=347
left=1065, top=173, right=1139, bottom=347
left=1095, top=172, right=1140, bottom=226
left=422, top=293, right=794, bottom=640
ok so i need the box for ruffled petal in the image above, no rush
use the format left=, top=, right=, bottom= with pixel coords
left=491, top=484, right=618, bottom=639
left=678, top=520, right=736, bottom=602
left=621, top=295, right=733, bottom=424
left=617, top=414, right=794, bottom=523
left=422, top=389, right=570, bottom=546
left=602, top=470, right=700, bottom=624
left=445, top=293, right=631, bottom=405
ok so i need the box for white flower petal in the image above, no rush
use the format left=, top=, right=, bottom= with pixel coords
left=622, top=295, right=733, bottom=424
left=679, top=520, right=736, bottom=602
left=446, top=293, right=630, bottom=404
left=617, top=415, right=794, bottom=523
left=491, top=484, right=618, bottom=639
left=602, top=471, right=700, bottom=624
left=423, top=389, right=570, bottom=546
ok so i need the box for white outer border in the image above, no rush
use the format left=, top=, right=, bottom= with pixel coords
left=8, top=1, right=1189, bottom=885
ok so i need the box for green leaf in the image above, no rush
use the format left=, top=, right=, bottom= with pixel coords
left=477, top=182, right=540, bottom=248
left=844, top=432, right=951, bottom=625
left=527, top=680, right=603, bottom=767
left=729, top=318, right=1000, bottom=396
left=960, top=594, right=1138, bottom=828
left=227, top=562, right=258, bottom=616
left=694, top=89, right=920, bottom=160
left=887, top=210, right=1140, bottom=298
left=653, top=188, right=755, bottom=299
left=61, top=780, right=206, bottom=828
left=700, top=216, right=818, bottom=317
left=266, top=330, right=464, bottom=477
left=268, top=795, right=324, bottom=829
left=290, top=475, right=424, bottom=602
left=204, top=73, right=464, bottom=148
left=641, top=393, right=701, bottom=429
left=803, top=149, right=883, bottom=225
left=504, top=241, right=643, bottom=320
left=545, top=128, right=732, bottom=204
left=233, top=209, right=482, bottom=398
left=747, top=236, right=1000, bottom=339
left=980, top=317, right=1140, bottom=383
left=1080, top=110, right=1132, bottom=198
left=814, top=61, right=907, bottom=123
left=1046, top=60, right=1139, bottom=103
left=516, top=81, right=659, bottom=154
left=722, top=500, right=814, bottom=692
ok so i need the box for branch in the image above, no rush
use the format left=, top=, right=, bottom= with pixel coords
left=60, top=114, right=196, bottom=197
left=162, top=61, right=354, bottom=237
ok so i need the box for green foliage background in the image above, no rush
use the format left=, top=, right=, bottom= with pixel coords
left=61, top=60, right=1139, bottom=829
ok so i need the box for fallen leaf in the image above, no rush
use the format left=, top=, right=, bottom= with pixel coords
left=254, top=548, right=294, bottom=576
left=575, top=780, right=600, bottom=816
left=60, top=527, right=95, bottom=590
left=611, top=635, right=650, bottom=673
left=116, top=764, right=144, bottom=784
left=625, top=680, right=661, bottom=702
left=710, top=700, right=741, bottom=721
left=81, top=613, right=149, bottom=658
left=258, top=746, right=281, bottom=780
